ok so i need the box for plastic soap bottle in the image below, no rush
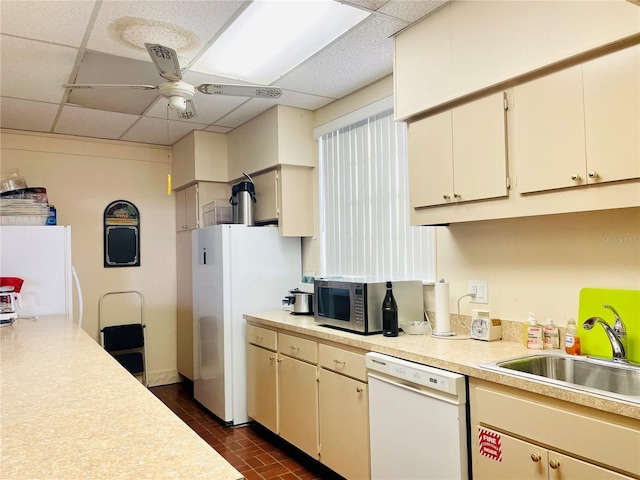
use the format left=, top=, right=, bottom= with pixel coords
left=565, top=317, right=581, bottom=355
left=543, top=319, right=559, bottom=350
left=522, top=313, right=535, bottom=347
left=526, top=313, right=543, bottom=350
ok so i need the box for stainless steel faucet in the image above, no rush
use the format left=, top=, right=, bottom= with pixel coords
left=583, top=305, right=628, bottom=363
left=603, top=304, right=627, bottom=353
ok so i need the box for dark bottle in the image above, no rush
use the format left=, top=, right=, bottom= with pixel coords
left=382, top=281, right=398, bottom=337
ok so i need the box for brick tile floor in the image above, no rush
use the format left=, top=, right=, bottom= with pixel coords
left=150, top=381, right=344, bottom=480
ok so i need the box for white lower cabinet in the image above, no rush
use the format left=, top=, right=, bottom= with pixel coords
left=470, top=378, right=640, bottom=479
left=246, top=325, right=278, bottom=433
left=474, top=426, right=634, bottom=480
left=318, top=344, right=370, bottom=480
left=245, top=323, right=371, bottom=478
left=277, top=333, right=318, bottom=459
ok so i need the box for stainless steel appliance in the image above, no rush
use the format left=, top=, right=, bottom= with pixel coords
left=366, top=352, right=469, bottom=479
left=229, top=173, right=256, bottom=225
left=282, top=289, right=313, bottom=315
left=314, top=279, right=423, bottom=334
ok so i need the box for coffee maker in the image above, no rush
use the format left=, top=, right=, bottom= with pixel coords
left=0, top=277, right=23, bottom=326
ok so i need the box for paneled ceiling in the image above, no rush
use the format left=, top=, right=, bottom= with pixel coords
left=0, top=0, right=447, bottom=146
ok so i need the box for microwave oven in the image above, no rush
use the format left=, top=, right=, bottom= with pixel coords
left=313, top=279, right=424, bottom=335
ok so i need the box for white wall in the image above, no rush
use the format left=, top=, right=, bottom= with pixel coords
left=1, top=130, right=178, bottom=386
left=436, top=207, right=640, bottom=325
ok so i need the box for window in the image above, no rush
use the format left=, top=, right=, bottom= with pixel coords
left=318, top=106, right=435, bottom=282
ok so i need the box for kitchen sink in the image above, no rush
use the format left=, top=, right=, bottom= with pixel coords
left=481, top=353, right=640, bottom=404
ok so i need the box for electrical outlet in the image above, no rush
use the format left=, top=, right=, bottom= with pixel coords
left=468, top=280, right=488, bottom=304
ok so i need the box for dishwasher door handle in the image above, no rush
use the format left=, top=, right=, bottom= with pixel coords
left=367, top=371, right=465, bottom=406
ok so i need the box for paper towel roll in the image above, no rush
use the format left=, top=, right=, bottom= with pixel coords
left=434, top=280, right=451, bottom=334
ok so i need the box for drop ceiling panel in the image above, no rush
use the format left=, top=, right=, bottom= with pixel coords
left=278, top=90, right=335, bottom=112
left=67, top=51, right=161, bottom=115
left=277, top=14, right=405, bottom=99
left=86, top=1, right=245, bottom=63
left=0, top=36, right=79, bottom=103
left=54, top=105, right=139, bottom=140
left=205, top=125, right=233, bottom=134
left=121, top=117, right=207, bottom=145
left=0, top=98, right=58, bottom=133
left=215, top=98, right=278, bottom=129
left=378, top=0, right=448, bottom=23
left=0, top=0, right=96, bottom=47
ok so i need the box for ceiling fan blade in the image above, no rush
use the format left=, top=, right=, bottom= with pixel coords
left=145, top=43, right=183, bottom=82
left=197, top=83, right=283, bottom=99
left=64, top=83, right=158, bottom=90
left=179, top=100, right=197, bottom=120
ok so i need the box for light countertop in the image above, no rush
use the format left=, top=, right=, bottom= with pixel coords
left=0, top=316, right=242, bottom=480
left=245, top=310, right=640, bottom=421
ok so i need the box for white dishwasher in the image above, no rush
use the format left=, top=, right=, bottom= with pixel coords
left=366, top=352, right=469, bottom=480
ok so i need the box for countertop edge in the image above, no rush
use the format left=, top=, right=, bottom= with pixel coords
left=245, top=311, right=640, bottom=421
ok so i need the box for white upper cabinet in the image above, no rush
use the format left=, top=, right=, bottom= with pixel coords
left=227, top=105, right=315, bottom=181
left=513, top=45, right=640, bottom=194
left=583, top=45, right=640, bottom=185
left=409, top=92, right=508, bottom=208
left=171, top=131, right=228, bottom=190
left=394, top=0, right=640, bottom=121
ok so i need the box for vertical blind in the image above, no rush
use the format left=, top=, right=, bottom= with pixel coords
left=318, top=108, right=435, bottom=282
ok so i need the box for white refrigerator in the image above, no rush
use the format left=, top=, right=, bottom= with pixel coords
left=0, top=226, right=75, bottom=319
left=192, top=225, right=301, bottom=426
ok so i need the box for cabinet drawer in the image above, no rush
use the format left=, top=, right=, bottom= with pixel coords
left=278, top=333, right=317, bottom=364
left=319, top=344, right=367, bottom=382
left=246, top=325, right=277, bottom=351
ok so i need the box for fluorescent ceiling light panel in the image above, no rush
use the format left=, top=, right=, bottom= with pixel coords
left=191, top=0, right=370, bottom=84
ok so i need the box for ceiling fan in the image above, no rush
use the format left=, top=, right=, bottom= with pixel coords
left=64, top=43, right=283, bottom=119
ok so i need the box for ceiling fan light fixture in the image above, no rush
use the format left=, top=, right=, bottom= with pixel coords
left=168, top=95, right=187, bottom=112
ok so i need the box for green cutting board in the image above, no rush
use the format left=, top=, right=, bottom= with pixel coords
left=578, top=288, right=640, bottom=364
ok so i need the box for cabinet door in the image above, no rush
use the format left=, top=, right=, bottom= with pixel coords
left=452, top=92, right=508, bottom=202
left=513, top=65, right=586, bottom=193
left=176, top=188, right=187, bottom=232
left=253, top=170, right=278, bottom=223
left=394, top=4, right=452, bottom=120
left=175, top=185, right=199, bottom=231
left=473, top=427, right=547, bottom=480
left=549, top=451, right=635, bottom=480
left=278, top=355, right=318, bottom=459
left=184, top=184, right=199, bottom=230
left=408, top=110, right=454, bottom=208
left=318, top=369, right=369, bottom=480
left=246, top=344, right=278, bottom=433
left=583, top=45, right=640, bottom=185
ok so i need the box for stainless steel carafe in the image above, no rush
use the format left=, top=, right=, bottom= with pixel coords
left=229, top=173, right=256, bottom=225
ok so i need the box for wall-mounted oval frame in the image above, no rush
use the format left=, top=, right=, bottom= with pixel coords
left=104, top=200, right=140, bottom=268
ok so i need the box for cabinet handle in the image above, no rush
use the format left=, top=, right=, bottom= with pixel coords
left=588, top=170, right=598, bottom=179
left=269, top=355, right=276, bottom=361
left=453, top=192, right=461, bottom=199
left=333, top=359, right=346, bottom=366
left=356, top=386, right=364, bottom=393
left=549, top=460, right=560, bottom=470
left=530, top=453, right=541, bottom=463
left=255, top=335, right=263, bottom=342
left=289, top=345, right=300, bottom=353
left=570, top=173, right=581, bottom=181
left=443, top=194, right=451, bottom=200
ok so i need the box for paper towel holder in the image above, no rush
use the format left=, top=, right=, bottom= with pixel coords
left=432, top=278, right=456, bottom=337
